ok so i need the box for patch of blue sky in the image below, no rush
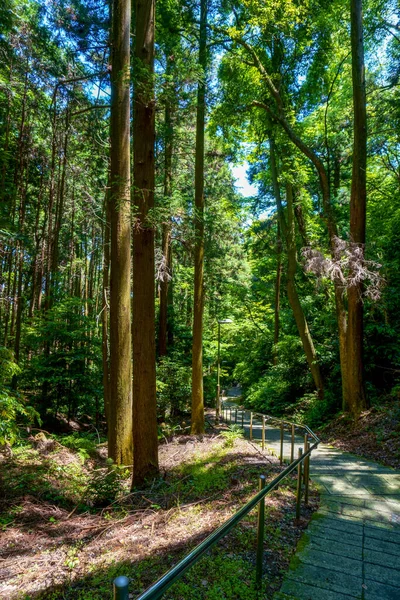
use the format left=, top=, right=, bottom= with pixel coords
left=231, top=163, right=258, bottom=198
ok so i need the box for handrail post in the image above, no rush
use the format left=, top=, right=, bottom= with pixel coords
left=291, top=424, right=295, bottom=462
left=113, top=576, right=130, bottom=600
left=303, top=434, right=308, bottom=483
left=296, top=448, right=303, bottom=520
left=262, top=416, right=265, bottom=451
left=235, top=409, right=238, bottom=424
left=250, top=412, right=253, bottom=440
left=241, top=409, right=244, bottom=428
left=280, top=422, right=284, bottom=465
left=256, top=475, right=266, bottom=589
left=304, top=440, right=310, bottom=505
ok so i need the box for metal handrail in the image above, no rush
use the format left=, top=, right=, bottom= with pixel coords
left=113, top=405, right=320, bottom=600
left=222, top=401, right=320, bottom=443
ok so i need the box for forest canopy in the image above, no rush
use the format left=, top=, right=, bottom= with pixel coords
left=1, top=0, right=400, bottom=480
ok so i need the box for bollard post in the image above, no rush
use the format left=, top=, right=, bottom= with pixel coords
left=256, top=475, right=266, bottom=589
left=280, top=422, right=284, bottom=465
left=250, top=412, right=253, bottom=440
left=291, top=424, right=295, bottom=463
left=262, top=416, right=265, bottom=451
left=113, top=576, right=130, bottom=600
left=296, top=448, right=303, bottom=520
left=304, top=440, right=310, bottom=505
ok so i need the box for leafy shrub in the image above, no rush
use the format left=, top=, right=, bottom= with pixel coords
left=220, top=424, right=244, bottom=447
left=57, top=432, right=98, bottom=463
left=85, top=458, right=128, bottom=507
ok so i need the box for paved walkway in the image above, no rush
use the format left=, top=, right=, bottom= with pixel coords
left=222, top=394, right=400, bottom=600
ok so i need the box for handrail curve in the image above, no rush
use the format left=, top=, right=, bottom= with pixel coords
left=113, top=403, right=320, bottom=600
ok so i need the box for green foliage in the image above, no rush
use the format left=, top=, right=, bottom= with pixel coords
left=0, top=347, right=40, bottom=445
left=56, top=432, right=99, bottom=463
left=85, top=459, right=128, bottom=507
left=23, top=299, right=102, bottom=421
left=157, top=354, right=191, bottom=416
left=290, top=391, right=339, bottom=429
left=220, top=424, right=244, bottom=447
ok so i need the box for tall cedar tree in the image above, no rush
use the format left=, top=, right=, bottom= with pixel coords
left=347, top=0, right=368, bottom=414
left=132, top=0, right=159, bottom=486
left=191, top=0, right=207, bottom=434
left=108, top=0, right=133, bottom=465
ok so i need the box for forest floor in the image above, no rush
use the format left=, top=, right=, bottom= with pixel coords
left=318, top=398, right=400, bottom=469
left=0, top=414, right=318, bottom=600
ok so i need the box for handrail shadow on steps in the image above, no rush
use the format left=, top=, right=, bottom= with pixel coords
left=113, top=404, right=320, bottom=600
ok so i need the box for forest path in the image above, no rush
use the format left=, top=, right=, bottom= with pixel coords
left=222, top=392, right=400, bottom=600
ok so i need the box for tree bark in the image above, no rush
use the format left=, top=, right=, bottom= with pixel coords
left=108, top=0, right=133, bottom=465
left=347, top=0, right=368, bottom=414
left=191, top=0, right=207, bottom=435
left=132, top=0, right=159, bottom=486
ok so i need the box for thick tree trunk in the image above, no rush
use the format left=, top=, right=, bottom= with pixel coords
left=191, top=0, right=207, bottom=435
left=132, top=0, right=159, bottom=486
left=108, top=0, right=133, bottom=465
left=347, top=0, right=368, bottom=415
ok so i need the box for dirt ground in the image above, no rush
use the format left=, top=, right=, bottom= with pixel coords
left=0, top=418, right=318, bottom=599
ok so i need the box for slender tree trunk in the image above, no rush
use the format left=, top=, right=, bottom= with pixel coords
left=191, top=0, right=207, bottom=435
left=269, top=138, right=324, bottom=397
left=50, top=111, right=69, bottom=285
left=286, top=183, right=324, bottom=398
left=0, top=60, right=13, bottom=203
left=102, top=186, right=111, bottom=427
left=254, top=69, right=350, bottom=407
left=44, top=100, right=58, bottom=311
left=273, top=222, right=282, bottom=365
left=132, top=0, right=159, bottom=485
left=159, top=70, right=173, bottom=357
left=13, top=158, right=29, bottom=380
left=108, top=0, right=133, bottom=465
left=29, top=172, right=44, bottom=318
left=347, top=0, right=368, bottom=415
